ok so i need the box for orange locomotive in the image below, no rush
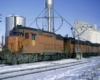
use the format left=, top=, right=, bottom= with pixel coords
left=64, top=37, right=100, bottom=58
left=0, top=25, right=66, bottom=64
left=8, top=26, right=64, bottom=54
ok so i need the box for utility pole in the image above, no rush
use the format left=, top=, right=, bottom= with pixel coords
left=74, top=26, right=88, bottom=59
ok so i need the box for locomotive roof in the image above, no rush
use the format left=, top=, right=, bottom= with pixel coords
left=64, top=37, right=100, bottom=46
left=13, top=25, right=63, bottom=37
left=13, top=26, right=55, bottom=34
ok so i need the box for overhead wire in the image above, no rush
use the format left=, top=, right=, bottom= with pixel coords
left=29, top=8, right=46, bottom=27
left=52, top=8, right=80, bottom=38
left=36, top=19, right=41, bottom=29
left=54, top=19, right=63, bottom=32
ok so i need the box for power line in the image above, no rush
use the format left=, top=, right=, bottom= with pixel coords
left=29, top=8, right=46, bottom=27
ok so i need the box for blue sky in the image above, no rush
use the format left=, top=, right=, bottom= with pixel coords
left=0, top=0, right=100, bottom=42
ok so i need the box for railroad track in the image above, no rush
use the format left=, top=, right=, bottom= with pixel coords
left=0, top=61, right=81, bottom=74
left=0, top=57, right=100, bottom=80
left=0, top=64, right=6, bottom=67
left=0, top=60, right=95, bottom=80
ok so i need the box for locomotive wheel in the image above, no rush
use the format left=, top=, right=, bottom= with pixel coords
left=28, top=54, right=34, bottom=63
left=50, top=55, right=55, bottom=60
left=31, top=54, right=35, bottom=62
left=19, top=55, right=24, bottom=64
left=54, top=54, right=57, bottom=60
left=70, top=53, right=72, bottom=58
left=16, top=54, right=23, bottom=64
left=6, top=53, right=13, bottom=64
left=23, top=54, right=29, bottom=63
left=11, top=57, right=17, bottom=65
left=57, top=54, right=61, bottom=60
left=38, top=55, right=43, bottom=61
left=60, top=54, right=63, bottom=59
left=65, top=53, right=68, bottom=58
left=34, top=54, right=38, bottom=62
left=50, top=54, right=58, bottom=60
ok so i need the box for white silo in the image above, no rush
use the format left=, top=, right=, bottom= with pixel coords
left=92, top=24, right=97, bottom=30
left=5, top=14, right=26, bottom=37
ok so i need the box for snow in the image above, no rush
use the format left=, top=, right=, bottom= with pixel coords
left=0, top=57, right=100, bottom=80
left=0, top=59, right=78, bottom=74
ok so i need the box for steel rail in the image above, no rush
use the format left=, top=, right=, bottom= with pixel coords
left=0, top=60, right=96, bottom=79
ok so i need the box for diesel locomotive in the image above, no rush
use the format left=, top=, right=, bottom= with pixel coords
left=0, top=25, right=100, bottom=64
left=0, top=25, right=66, bottom=64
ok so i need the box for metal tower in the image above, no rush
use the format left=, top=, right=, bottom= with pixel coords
left=45, top=0, right=54, bottom=32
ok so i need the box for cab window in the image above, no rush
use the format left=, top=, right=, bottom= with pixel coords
left=10, top=32, right=24, bottom=36
left=10, top=32, right=17, bottom=36
left=25, top=33, right=29, bottom=39
left=18, top=32, right=24, bottom=36
left=32, top=34, right=36, bottom=40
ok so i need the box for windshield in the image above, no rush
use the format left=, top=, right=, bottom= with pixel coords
left=10, top=32, right=24, bottom=36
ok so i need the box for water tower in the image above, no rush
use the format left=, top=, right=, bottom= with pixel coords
left=5, top=14, right=26, bottom=37
left=45, top=0, right=54, bottom=32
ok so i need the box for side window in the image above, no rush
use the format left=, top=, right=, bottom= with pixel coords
left=18, top=33, right=24, bottom=36
left=25, top=33, right=29, bottom=39
left=32, top=34, right=36, bottom=40
left=10, top=32, right=17, bottom=36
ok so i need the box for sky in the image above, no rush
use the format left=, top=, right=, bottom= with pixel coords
left=0, top=0, right=100, bottom=43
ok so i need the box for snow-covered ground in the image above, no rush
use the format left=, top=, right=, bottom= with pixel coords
left=0, top=59, right=78, bottom=73
left=0, top=57, right=100, bottom=80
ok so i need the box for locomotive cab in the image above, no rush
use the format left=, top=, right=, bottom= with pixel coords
left=7, top=28, right=25, bottom=52
left=7, top=27, right=37, bottom=53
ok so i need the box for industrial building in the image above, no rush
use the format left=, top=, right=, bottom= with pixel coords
left=74, top=20, right=100, bottom=43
